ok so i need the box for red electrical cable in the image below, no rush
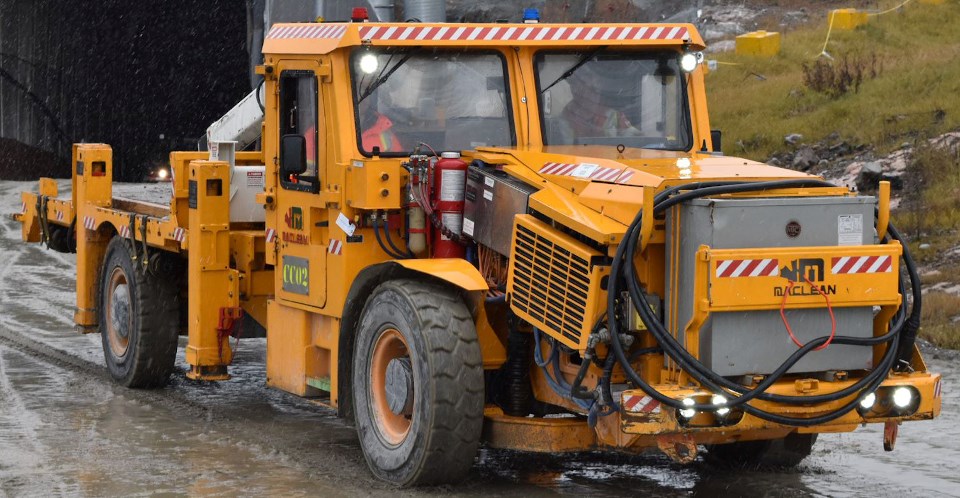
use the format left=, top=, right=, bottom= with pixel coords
left=779, top=275, right=837, bottom=351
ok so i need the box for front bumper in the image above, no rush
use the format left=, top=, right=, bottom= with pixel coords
left=620, top=371, right=942, bottom=443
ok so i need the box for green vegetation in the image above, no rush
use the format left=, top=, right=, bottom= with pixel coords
left=706, top=1, right=960, bottom=161
left=705, top=1, right=960, bottom=349
left=919, top=291, right=960, bottom=350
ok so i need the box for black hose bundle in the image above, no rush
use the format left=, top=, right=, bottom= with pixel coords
left=599, top=179, right=921, bottom=426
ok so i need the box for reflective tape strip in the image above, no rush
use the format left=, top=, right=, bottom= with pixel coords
left=268, top=24, right=348, bottom=39
left=266, top=228, right=276, bottom=243
left=119, top=225, right=130, bottom=239
left=831, top=255, right=892, bottom=274
left=540, top=162, right=630, bottom=183
left=56, top=210, right=64, bottom=221
left=358, top=24, right=688, bottom=42
left=935, top=378, right=942, bottom=399
left=83, top=216, right=96, bottom=230
left=173, top=227, right=186, bottom=243
left=328, top=239, right=343, bottom=255
left=623, top=394, right=661, bottom=413
left=716, top=259, right=779, bottom=278
left=20, top=203, right=26, bottom=214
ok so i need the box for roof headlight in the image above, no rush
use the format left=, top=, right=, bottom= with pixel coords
left=680, top=52, right=701, bottom=73
left=359, top=53, right=379, bottom=75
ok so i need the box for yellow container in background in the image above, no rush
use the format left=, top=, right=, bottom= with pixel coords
left=830, top=8, right=869, bottom=30
left=735, top=30, right=781, bottom=57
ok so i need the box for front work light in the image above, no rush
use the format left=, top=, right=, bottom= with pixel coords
left=860, top=392, right=877, bottom=410
left=712, top=394, right=730, bottom=416
left=892, top=387, right=913, bottom=408
left=679, top=397, right=696, bottom=419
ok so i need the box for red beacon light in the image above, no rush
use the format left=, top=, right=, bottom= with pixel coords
left=351, top=7, right=369, bottom=22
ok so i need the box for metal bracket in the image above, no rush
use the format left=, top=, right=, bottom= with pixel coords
left=126, top=213, right=137, bottom=258
left=139, top=214, right=150, bottom=271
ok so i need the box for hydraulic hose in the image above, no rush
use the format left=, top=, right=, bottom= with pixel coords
left=372, top=213, right=408, bottom=260
left=887, top=221, right=923, bottom=371
left=605, top=179, right=920, bottom=426
left=380, top=211, right=414, bottom=258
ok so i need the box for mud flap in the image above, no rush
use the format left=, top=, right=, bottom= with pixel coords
left=657, top=433, right=699, bottom=463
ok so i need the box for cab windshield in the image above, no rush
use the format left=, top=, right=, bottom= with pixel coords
left=351, top=49, right=514, bottom=156
left=535, top=50, right=692, bottom=150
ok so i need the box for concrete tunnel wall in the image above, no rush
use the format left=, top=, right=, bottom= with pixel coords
left=0, top=0, right=697, bottom=181
left=0, top=0, right=249, bottom=181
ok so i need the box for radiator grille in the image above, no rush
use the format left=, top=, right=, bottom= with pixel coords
left=508, top=215, right=606, bottom=350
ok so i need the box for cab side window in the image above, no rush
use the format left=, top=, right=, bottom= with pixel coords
left=279, top=71, right=320, bottom=192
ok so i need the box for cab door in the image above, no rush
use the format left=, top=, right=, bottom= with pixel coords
left=273, top=60, right=328, bottom=308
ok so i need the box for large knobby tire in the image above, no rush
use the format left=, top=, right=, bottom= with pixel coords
left=353, top=280, right=484, bottom=486
left=704, top=433, right=818, bottom=469
left=98, top=237, right=180, bottom=388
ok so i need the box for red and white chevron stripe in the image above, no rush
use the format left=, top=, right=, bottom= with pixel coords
left=266, top=24, right=347, bottom=40
left=20, top=203, right=27, bottom=214
left=539, top=162, right=579, bottom=176
left=328, top=239, right=343, bottom=255
left=831, top=255, right=892, bottom=274
left=716, top=258, right=779, bottom=278
left=83, top=216, right=96, bottom=230
left=55, top=210, right=64, bottom=221
left=172, top=227, right=186, bottom=243
left=538, top=162, right=634, bottom=184
left=119, top=224, right=131, bottom=239
left=935, top=378, right=942, bottom=399
left=623, top=394, right=661, bottom=414
left=359, top=25, right=688, bottom=42
left=265, top=228, right=276, bottom=243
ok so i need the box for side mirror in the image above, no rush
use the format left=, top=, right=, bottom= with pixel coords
left=280, top=134, right=307, bottom=176
left=710, top=129, right=722, bottom=153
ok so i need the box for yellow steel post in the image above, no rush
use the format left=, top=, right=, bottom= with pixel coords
left=74, top=144, right=114, bottom=331
left=185, top=160, right=240, bottom=380
left=878, top=181, right=891, bottom=241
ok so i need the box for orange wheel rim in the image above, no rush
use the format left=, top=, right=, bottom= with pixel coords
left=370, top=327, right=412, bottom=446
left=106, top=267, right=131, bottom=358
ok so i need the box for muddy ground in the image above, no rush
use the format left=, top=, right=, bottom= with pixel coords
left=0, top=179, right=957, bottom=497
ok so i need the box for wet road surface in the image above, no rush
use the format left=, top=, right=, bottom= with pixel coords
left=1, top=180, right=957, bottom=497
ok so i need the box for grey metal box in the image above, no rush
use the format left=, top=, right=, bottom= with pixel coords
left=462, top=166, right=536, bottom=256
left=665, top=196, right=877, bottom=377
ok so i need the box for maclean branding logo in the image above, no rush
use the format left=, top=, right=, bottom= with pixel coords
left=282, top=206, right=309, bottom=244
left=774, top=258, right=836, bottom=297
left=284, top=206, right=304, bottom=230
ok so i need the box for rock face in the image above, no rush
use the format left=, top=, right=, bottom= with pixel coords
left=791, top=146, right=818, bottom=170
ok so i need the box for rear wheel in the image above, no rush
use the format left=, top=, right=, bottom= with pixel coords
left=98, top=237, right=180, bottom=388
left=353, top=280, right=484, bottom=486
left=704, top=433, right=817, bottom=469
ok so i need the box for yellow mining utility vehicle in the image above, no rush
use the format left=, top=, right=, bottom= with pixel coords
left=13, top=16, right=942, bottom=486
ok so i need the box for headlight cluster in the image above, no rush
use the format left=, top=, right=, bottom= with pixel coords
left=857, top=386, right=920, bottom=418
left=676, top=393, right=742, bottom=427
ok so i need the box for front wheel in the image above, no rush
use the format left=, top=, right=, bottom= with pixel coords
left=352, top=280, right=484, bottom=486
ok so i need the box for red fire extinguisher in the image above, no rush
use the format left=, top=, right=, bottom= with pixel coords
left=431, top=151, right=467, bottom=258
